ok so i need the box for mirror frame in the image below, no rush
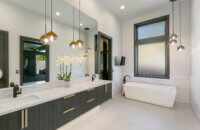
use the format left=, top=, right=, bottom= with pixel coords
left=20, top=36, right=50, bottom=85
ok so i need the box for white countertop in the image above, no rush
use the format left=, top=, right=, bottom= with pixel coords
left=0, top=80, right=112, bottom=116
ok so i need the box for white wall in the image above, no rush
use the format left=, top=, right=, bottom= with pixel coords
left=122, top=0, right=191, bottom=103
left=0, top=1, right=89, bottom=85
left=191, top=0, right=200, bottom=119
left=66, top=0, right=123, bottom=97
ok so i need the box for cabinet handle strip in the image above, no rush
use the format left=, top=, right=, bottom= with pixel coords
left=21, top=110, right=24, bottom=129
left=63, top=107, right=75, bottom=114
left=25, top=109, right=28, bottom=128
left=64, top=94, right=76, bottom=99
left=87, top=98, right=95, bottom=103
left=87, top=88, right=95, bottom=92
left=105, top=85, right=108, bottom=93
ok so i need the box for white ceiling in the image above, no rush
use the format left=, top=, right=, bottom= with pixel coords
left=99, top=0, right=171, bottom=21
left=6, top=0, right=97, bottom=30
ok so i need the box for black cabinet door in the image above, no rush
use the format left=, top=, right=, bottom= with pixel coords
left=25, top=106, right=40, bottom=130
left=105, top=83, right=112, bottom=100
left=0, top=111, right=21, bottom=130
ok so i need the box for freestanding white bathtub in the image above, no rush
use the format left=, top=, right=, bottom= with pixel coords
left=123, top=82, right=176, bottom=108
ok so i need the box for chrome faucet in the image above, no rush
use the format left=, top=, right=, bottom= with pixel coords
left=92, top=74, right=97, bottom=82
left=10, top=82, right=22, bottom=98
left=123, top=75, right=131, bottom=84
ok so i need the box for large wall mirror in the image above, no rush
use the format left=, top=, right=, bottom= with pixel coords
left=0, top=0, right=98, bottom=88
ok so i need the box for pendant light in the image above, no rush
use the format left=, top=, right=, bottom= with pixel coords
left=177, top=0, right=185, bottom=52
left=76, top=0, right=84, bottom=48
left=40, top=0, right=49, bottom=45
left=70, top=7, right=76, bottom=48
left=46, top=0, right=58, bottom=43
left=169, top=0, right=178, bottom=46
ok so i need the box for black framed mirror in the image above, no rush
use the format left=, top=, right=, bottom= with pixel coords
left=20, top=36, right=49, bottom=85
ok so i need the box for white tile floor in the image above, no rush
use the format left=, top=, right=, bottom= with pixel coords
left=59, top=96, right=200, bottom=130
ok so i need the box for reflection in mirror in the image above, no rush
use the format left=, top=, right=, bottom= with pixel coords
left=0, top=0, right=98, bottom=87
left=0, top=68, right=3, bottom=79
left=20, top=37, right=49, bottom=85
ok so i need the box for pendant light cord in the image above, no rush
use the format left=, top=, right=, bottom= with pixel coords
left=172, top=1, right=175, bottom=34
left=79, top=0, right=81, bottom=40
left=51, top=0, right=53, bottom=32
left=45, top=0, right=47, bottom=34
left=179, top=0, right=182, bottom=45
left=73, top=7, right=75, bottom=41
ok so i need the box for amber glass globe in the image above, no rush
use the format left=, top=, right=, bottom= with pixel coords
left=40, top=34, right=49, bottom=45
left=47, top=31, right=58, bottom=42
left=70, top=41, right=76, bottom=48
left=177, top=45, right=185, bottom=52
left=76, top=40, right=84, bottom=48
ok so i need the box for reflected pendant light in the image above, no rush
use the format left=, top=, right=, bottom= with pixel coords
left=40, top=0, right=49, bottom=45
left=177, top=0, right=185, bottom=52
left=169, top=0, right=178, bottom=46
left=70, top=7, right=76, bottom=48
left=46, top=0, right=58, bottom=43
left=76, top=0, right=84, bottom=48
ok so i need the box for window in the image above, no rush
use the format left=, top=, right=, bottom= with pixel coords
left=134, top=16, right=170, bottom=79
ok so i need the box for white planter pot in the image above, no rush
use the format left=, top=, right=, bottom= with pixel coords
left=64, top=81, right=71, bottom=88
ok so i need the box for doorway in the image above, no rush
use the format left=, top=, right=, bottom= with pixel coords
left=0, top=30, right=9, bottom=88
left=95, top=32, right=112, bottom=80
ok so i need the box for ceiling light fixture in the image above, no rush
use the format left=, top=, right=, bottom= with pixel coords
left=169, top=0, right=178, bottom=46
left=40, top=0, right=49, bottom=45
left=70, top=7, right=76, bottom=48
left=46, top=0, right=58, bottom=43
left=56, top=12, right=60, bottom=16
left=76, top=0, right=84, bottom=48
left=177, top=0, right=185, bottom=52
left=120, top=5, right=125, bottom=10
left=80, top=23, right=83, bottom=26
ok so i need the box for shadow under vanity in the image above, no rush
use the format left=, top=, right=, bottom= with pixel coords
left=0, top=0, right=113, bottom=130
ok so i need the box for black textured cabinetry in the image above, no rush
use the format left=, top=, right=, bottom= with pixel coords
left=0, top=84, right=112, bottom=130
left=0, top=111, right=21, bottom=130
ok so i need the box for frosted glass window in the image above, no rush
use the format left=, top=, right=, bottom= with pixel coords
left=137, top=21, right=165, bottom=40
left=138, top=42, right=165, bottom=75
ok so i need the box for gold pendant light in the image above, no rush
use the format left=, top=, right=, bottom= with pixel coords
left=40, top=0, right=49, bottom=45
left=177, top=0, right=185, bottom=52
left=70, top=7, right=76, bottom=48
left=47, top=0, right=57, bottom=43
left=76, top=0, right=84, bottom=48
left=169, top=0, right=178, bottom=46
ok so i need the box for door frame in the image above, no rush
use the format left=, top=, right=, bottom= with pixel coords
left=0, top=30, right=9, bottom=88
left=96, top=31, right=113, bottom=80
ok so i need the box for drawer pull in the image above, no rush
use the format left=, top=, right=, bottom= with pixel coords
left=63, top=107, right=75, bottom=114
left=87, top=98, right=95, bottom=103
left=25, top=109, right=28, bottom=128
left=87, top=88, right=95, bottom=92
left=105, top=85, right=108, bottom=93
left=21, top=110, right=24, bottom=129
left=64, top=94, right=75, bottom=99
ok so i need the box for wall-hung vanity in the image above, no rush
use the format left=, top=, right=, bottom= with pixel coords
left=0, top=0, right=113, bottom=129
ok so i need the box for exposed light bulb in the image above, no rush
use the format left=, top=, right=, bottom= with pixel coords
left=120, top=5, right=125, bottom=10
left=80, top=23, right=83, bottom=26
left=56, top=12, right=60, bottom=16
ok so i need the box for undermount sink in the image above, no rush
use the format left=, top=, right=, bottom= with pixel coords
left=0, top=95, right=40, bottom=108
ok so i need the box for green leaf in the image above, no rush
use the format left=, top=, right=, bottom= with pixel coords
left=64, top=72, right=71, bottom=82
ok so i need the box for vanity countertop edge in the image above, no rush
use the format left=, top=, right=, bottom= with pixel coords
left=0, top=80, right=112, bottom=116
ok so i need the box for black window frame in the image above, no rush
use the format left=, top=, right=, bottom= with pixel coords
left=134, top=15, right=170, bottom=79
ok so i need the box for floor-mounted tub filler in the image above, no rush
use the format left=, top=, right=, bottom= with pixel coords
left=123, top=82, right=177, bottom=108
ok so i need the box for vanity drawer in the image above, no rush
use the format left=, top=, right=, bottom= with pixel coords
left=62, top=94, right=77, bottom=110
left=86, top=88, right=96, bottom=100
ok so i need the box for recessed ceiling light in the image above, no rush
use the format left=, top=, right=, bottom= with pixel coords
left=120, top=5, right=125, bottom=10
left=80, top=23, right=83, bottom=26
left=56, top=12, right=60, bottom=16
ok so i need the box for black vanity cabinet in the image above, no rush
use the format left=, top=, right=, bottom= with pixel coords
left=0, top=111, right=21, bottom=130
left=0, top=84, right=112, bottom=130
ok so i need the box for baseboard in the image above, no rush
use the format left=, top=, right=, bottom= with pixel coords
left=191, top=101, right=200, bottom=121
